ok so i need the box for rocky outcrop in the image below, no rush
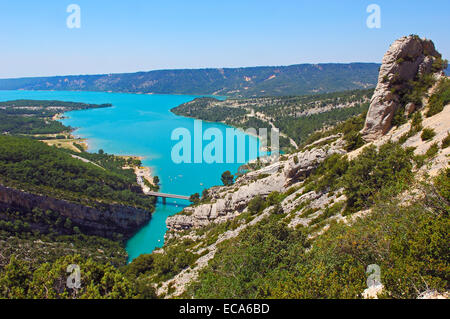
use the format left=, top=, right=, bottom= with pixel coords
left=166, top=138, right=346, bottom=233
left=361, top=35, right=444, bottom=141
left=166, top=173, right=285, bottom=232
left=283, top=138, right=346, bottom=182
left=0, top=184, right=151, bottom=239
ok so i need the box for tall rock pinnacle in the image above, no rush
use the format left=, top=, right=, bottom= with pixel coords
left=361, top=35, right=445, bottom=141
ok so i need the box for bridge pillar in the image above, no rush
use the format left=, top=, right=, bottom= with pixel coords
left=162, top=197, right=166, bottom=205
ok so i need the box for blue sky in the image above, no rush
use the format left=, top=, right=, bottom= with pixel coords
left=0, top=0, right=448, bottom=78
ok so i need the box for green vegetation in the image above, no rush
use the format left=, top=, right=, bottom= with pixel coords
left=0, top=254, right=157, bottom=299
left=1, top=80, right=448, bottom=299
left=0, top=114, right=70, bottom=135
left=125, top=240, right=197, bottom=283
left=301, top=142, right=415, bottom=213
left=184, top=167, right=448, bottom=299
left=276, top=101, right=369, bottom=147
left=342, top=143, right=414, bottom=212
left=221, top=170, right=234, bottom=186
left=421, top=128, right=436, bottom=141
left=426, top=78, right=450, bottom=117
left=398, top=112, right=424, bottom=144
left=189, top=193, right=200, bottom=205
left=0, top=100, right=111, bottom=135
left=442, top=132, right=450, bottom=149
left=0, top=224, right=128, bottom=267
left=64, top=149, right=141, bottom=181
left=301, top=110, right=368, bottom=149
left=0, top=135, right=154, bottom=210
left=247, top=196, right=266, bottom=214
left=172, top=98, right=247, bottom=122
left=431, top=57, right=448, bottom=73
left=0, top=99, right=111, bottom=110
left=173, top=89, right=373, bottom=148
left=425, top=143, right=440, bottom=158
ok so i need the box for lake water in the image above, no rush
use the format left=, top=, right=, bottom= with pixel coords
left=0, top=90, right=259, bottom=261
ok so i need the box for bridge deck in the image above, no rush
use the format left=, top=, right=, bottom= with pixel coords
left=146, top=191, right=190, bottom=200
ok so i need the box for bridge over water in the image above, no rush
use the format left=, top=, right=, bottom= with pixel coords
left=146, top=191, right=190, bottom=204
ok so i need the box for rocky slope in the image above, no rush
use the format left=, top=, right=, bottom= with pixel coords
left=166, top=137, right=347, bottom=235
left=154, top=36, right=449, bottom=298
left=0, top=184, right=150, bottom=239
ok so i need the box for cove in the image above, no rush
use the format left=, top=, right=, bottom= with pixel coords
left=0, top=90, right=260, bottom=262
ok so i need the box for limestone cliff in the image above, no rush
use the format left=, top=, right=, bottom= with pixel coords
left=0, top=184, right=151, bottom=239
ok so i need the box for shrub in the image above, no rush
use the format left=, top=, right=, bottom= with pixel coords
left=425, top=143, right=440, bottom=158
left=343, top=143, right=414, bottom=212
left=431, top=57, right=448, bottom=73
left=248, top=196, right=266, bottom=215
left=441, top=132, right=450, bottom=149
left=221, top=171, right=234, bottom=186
left=426, top=78, right=450, bottom=117
left=189, top=193, right=200, bottom=204
left=344, top=131, right=365, bottom=151
left=421, top=128, right=436, bottom=141
left=411, top=111, right=423, bottom=132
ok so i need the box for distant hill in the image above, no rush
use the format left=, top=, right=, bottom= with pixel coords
left=0, top=63, right=380, bottom=97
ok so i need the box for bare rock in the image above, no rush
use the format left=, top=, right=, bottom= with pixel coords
left=283, top=139, right=346, bottom=181
left=404, top=102, right=416, bottom=116
left=167, top=138, right=346, bottom=233
left=417, top=290, right=449, bottom=299
left=361, top=35, right=443, bottom=141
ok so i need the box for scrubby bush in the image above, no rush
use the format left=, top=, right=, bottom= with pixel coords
left=221, top=171, right=234, bottom=186
left=248, top=196, right=266, bottom=215
left=425, top=143, right=439, bottom=158
left=442, top=132, right=450, bottom=149
left=0, top=255, right=139, bottom=299
left=186, top=167, right=449, bottom=299
left=426, top=78, right=450, bottom=117
left=421, top=128, right=436, bottom=141
left=343, top=143, right=414, bottom=212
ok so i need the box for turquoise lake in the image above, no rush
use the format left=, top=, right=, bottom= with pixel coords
left=0, top=90, right=260, bottom=261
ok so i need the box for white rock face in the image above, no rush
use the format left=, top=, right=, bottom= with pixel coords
left=166, top=173, right=285, bottom=232
left=166, top=138, right=346, bottom=232
left=283, top=138, right=346, bottom=181
left=361, top=35, right=443, bottom=141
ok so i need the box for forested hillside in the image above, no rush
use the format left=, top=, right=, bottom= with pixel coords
left=172, top=89, right=373, bottom=148
left=0, top=136, right=153, bottom=210
left=0, top=63, right=379, bottom=97
left=0, top=136, right=159, bottom=298
left=0, top=100, right=111, bottom=135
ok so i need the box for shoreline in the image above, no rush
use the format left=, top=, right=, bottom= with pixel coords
left=5, top=88, right=214, bottom=98
left=58, top=112, right=156, bottom=195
